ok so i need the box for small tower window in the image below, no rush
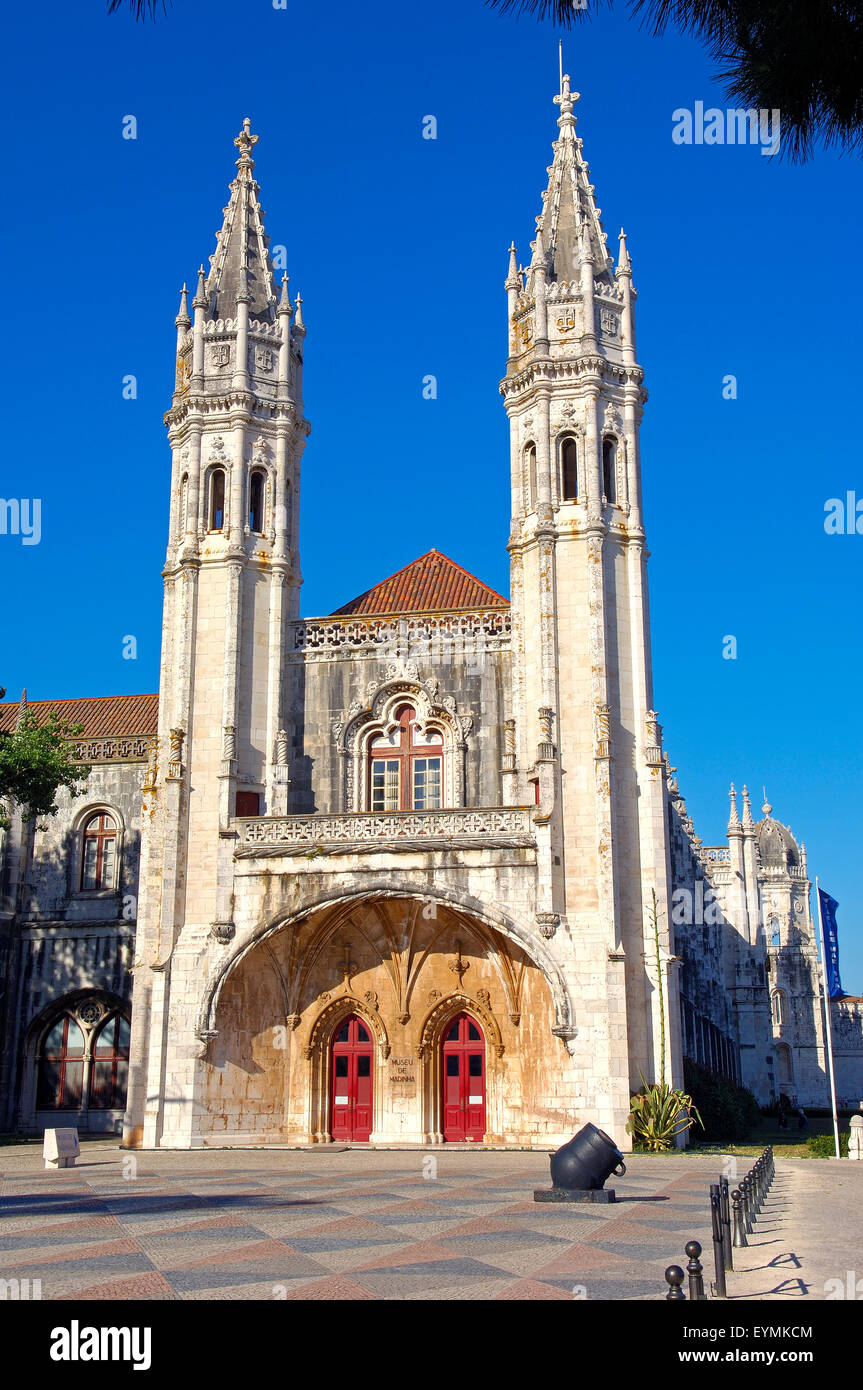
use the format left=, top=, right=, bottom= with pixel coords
left=209, top=469, right=226, bottom=531
left=179, top=473, right=189, bottom=538
left=249, top=470, right=266, bottom=534
left=602, top=437, right=617, bottom=504
left=525, top=443, right=537, bottom=510
left=561, top=436, right=578, bottom=501
left=80, top=813, right=118, bottom=892
left=771, top=989, right=786, bottom=1026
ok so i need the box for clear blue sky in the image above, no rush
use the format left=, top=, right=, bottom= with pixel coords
left=2, top=0, right=861, bottom=987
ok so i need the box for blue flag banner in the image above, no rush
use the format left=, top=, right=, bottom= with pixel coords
left=818, top=889, right=847, bottom=1000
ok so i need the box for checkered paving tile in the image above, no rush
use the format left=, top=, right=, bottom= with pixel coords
left=0, top=1146, right=723, bottom=1300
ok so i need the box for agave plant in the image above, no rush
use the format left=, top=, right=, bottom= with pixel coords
left=626, top=1073, right=703, bottom=1152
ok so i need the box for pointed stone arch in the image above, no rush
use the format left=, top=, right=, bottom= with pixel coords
left=197, top=881, right=575, bottom=1050
left=417, top=991, right=504, bottom=1061
left=304, top=995, right=389, bottom=1143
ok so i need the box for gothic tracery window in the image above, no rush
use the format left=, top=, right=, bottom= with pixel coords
left=36, top=1007, right=131, bottom=1112
left=771, top=989, right=786, bottom=1026
left=80, top=813, right=118, bottom=892
left=369, top=705, right=443, bottom=811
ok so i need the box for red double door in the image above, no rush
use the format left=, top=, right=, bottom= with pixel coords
left=442, top=1013, right=486, bottom=1142
left=331, top=1015, right=373, bottom=1141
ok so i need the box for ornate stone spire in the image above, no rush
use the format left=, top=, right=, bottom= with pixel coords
left=741, top=785, right=755, bottom=830
left=205, top=117, right=277, bottom=323
left=762, top=787, right=773, bottom=817
left=617, top=228, right=631, bottom=276
left=535, top=73, right=612, bottom=284
left=175, top=284, right=190, bottom=329
left=15, top=689, right=27, bottom=730
left=728, top=781, right=741, bottom=831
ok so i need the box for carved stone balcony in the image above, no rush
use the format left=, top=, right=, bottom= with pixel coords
left=235, top=807, right=536, bottom=859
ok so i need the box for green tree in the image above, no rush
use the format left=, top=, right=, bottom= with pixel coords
left=485, top=1, right=863, bottom=161
left=0, top=706, right=91, bottom=832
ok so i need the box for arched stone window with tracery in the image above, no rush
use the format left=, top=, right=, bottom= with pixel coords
left=369, top=704, right=444, bottom=811
left=334, top=675, right=471, bottom=813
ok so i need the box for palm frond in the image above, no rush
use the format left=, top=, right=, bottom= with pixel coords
left=106, top=0, right=170, bottom=19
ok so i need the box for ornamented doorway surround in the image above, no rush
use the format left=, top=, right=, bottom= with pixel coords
left=441, top=1012, right=486, bottom=1142
left=330, top=1013, right=374, bottom=1141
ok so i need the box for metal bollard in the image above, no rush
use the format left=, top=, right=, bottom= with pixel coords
left=752, top=1161, right=762, bottom=1213
left=732, top=1187, right=748, bottom=1247
left=685, top=1241, right=706, bottom=1301
left=710, top=1185, right=727, bottom=1298
left=665, top=1265, right=686, bottom=1300
left=719, top=1175, right=733, bottom=1271
left=742, top=1175, right=753, bottom=1231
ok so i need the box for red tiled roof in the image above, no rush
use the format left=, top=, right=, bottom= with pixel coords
left=0, top=693, right=159, bottom=738
left=331, top=550, right=509, bottom=617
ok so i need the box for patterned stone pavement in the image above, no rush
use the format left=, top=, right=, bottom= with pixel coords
left=0, top=1144, right=729, bottom=1301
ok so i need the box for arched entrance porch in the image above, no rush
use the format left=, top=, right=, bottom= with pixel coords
left=198, top=891, right=577, bottom=1147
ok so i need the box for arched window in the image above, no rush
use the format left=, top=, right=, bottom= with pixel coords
left=249, top=470, right=265, bottom=534
left=89, top=1015, right=131, bottom=1110
left=769, top=917, right=781, bottom=947
left=602, top=437, right=617, bottom=504
left=80, top=813, right=117, bottom=891
left=560, top=436, right=578, bottom=501
left=37, top=1014, right=85, bottom=1109
left=524, top=442, right=537, bottom=510
left=209, top=468, right=226, bottom=531
left=179, top=473, right=189, bottom=537
left=369, top=705, right=443, bottom=811
left=771, top=989, right=786, bottom=1026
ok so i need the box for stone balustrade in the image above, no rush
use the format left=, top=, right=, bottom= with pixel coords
left=236, top=806, right=536, bottom=857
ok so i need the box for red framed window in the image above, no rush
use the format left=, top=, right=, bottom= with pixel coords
left=369, top=705, right=443, bottom=811
left=80, top=813, right=117, bottom=891
left=37, top=1015, right=85, bottom=1109
left=89, top=1015, right=131, bottom=1110
left=235, top=791, right=261, bottom=817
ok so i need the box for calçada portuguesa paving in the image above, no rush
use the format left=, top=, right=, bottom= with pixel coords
left=1, top=1143, right=861, bottom=1301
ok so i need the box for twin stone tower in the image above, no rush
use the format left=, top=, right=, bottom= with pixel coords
left=124, top=80, right=693, bottom=1149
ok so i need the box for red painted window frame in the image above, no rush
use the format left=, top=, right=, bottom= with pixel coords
left=369, top=705, right=443, bottom=811
left=37, top=1014, right=85, bottom=1109
left=89, top=1015, right=131, bottom=1110
left=80, top=813, right=117, bottom=891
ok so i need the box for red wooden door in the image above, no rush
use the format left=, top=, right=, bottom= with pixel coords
left=331, top=1015, right=373, bottom=1141
left=442, top=1014, right=486, bottom=1142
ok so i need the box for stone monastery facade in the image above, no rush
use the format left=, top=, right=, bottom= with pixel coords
left=1, top=85, right=860, bottom=1147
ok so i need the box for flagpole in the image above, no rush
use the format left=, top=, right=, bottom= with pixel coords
left=815, top=877, right=842, bottom=1159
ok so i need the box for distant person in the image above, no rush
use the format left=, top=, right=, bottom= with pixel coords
left=797, top=1107, right=808, bottom=1131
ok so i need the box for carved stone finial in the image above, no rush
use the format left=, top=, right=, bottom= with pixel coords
left=234, top=116, right=259, bottom=167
